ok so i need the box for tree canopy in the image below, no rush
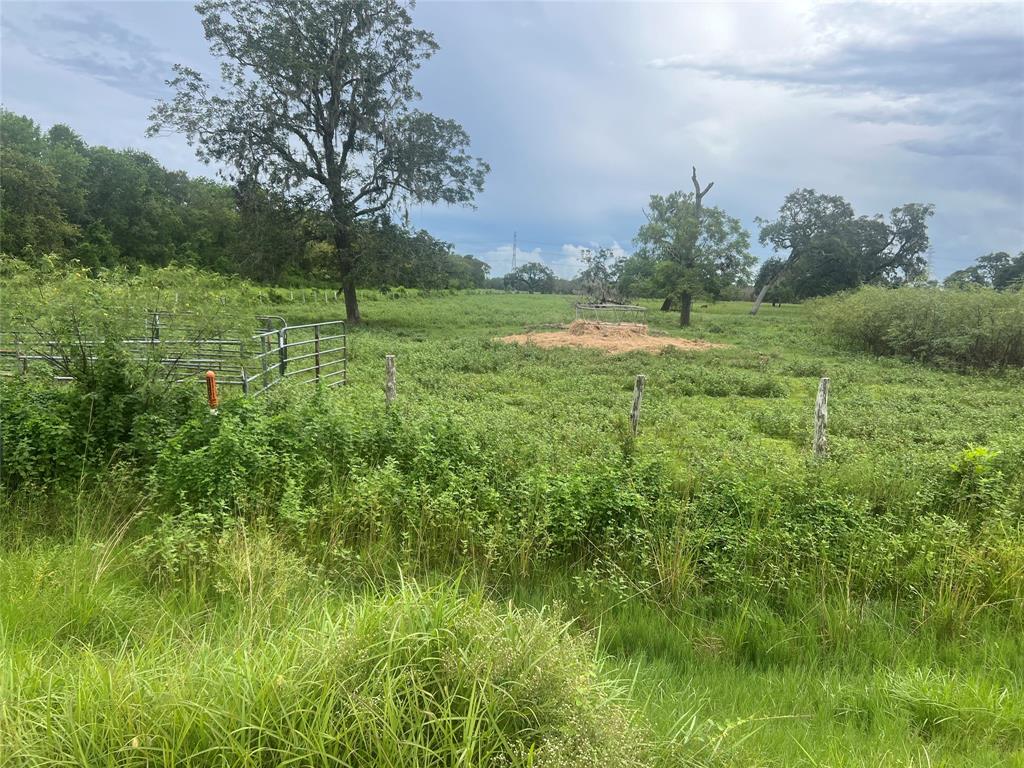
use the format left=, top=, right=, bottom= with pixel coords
left=505, top=262, right=555, bottom=293
left=944, top=251, right=1024, bottom=290
left=576, top=247, right=624, bottom=303
left=149, top=0, right=489, bottom=322
left=0, top=109, right=491, bottom=292
left=627, top=169, right=753, bottom=326
left=751, top=189, right=933, bottom=313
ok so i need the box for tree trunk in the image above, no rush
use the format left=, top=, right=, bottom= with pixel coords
left=342, top=273, right=360, bottom=324
left=750, top=268, right=789, bottom=316
left=335, top=225, right=361, bottom=324
left=750, top=283, right=770, bottom=316
left=660, top=296, right=674, bottom=312
left=679, top=292, right=692, bottom=327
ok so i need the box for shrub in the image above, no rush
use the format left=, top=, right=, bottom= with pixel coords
left=0, top=350, right=199, bottom=489
left=811, top=285, right=1024, bottom=368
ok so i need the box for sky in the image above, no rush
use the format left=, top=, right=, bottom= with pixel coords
left=2, top=1, right=1022, bottom=279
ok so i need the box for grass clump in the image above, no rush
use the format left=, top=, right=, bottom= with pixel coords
left=812, top=285, right=1024, bottom=368
left=1, top=561, right=655, bottom=767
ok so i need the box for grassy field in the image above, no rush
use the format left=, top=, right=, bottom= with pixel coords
left=2, top=284, right=1023, bottom=766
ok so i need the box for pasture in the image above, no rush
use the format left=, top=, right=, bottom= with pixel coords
left=2, top=280, right=1023, bottom=767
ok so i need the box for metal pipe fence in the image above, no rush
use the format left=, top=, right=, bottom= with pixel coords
left=245, top=320, right=347, bottom=394
left=0, top=316, right=347, bottom=395
left=573, top=303, right=648, bottom=323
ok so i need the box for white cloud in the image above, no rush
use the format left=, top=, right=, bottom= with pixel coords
left=3, top=1, right=1019, bottom=280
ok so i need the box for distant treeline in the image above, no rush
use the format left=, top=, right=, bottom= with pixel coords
left=0, top=110, right=490, bottom=290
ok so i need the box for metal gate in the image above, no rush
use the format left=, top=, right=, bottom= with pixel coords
left=1, top=315, right=347, bottom=394
left=245, top=320, right=347, bottom=394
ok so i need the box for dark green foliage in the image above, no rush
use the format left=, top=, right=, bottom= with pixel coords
left=945, top=250, right=1024, bottom=290
left=814, top=285, right=1024, bottom=368
left=753, top=256, right=796, bottom=304
left=0, top=349, right=200, bottom=490
left=504, top=261, right=556, bottom=293
left=755, top=189, right=933, bottom=303
left=355, top=222, right=490, bottom=291
left=0, top=110, right=489, bottom=292
left=0, top=111, right=79, bottom=257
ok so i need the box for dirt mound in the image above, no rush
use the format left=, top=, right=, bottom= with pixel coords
left=500, top=320, right=724, bottom=355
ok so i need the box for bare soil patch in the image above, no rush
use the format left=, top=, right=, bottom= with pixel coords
left=499, top=320, right=725, bottom=355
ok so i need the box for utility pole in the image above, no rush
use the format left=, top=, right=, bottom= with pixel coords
left=512, top=231, right=517, bottom=271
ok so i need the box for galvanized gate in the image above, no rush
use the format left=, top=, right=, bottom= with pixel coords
left=245, top=320, right=347, bottom=394
left=0, top=314, right=347, bottom=395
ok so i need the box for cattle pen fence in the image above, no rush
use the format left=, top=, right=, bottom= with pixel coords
left=0, top=313, right=347, bottom=394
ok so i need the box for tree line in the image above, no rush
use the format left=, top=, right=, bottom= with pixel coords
left=1, top=109, right=491, bottom=291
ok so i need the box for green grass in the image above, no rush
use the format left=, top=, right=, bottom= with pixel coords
left=2, top=283, right=1023, bottom=766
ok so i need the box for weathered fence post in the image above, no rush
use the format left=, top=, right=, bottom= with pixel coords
left=152, top=312, right=161, bottom=342
left=813, top=377, right=830, bottom=458
left=385, top=354, right=397, bottom=406
left=314, top=324, right=322, bottom=383
left=630, top=374, right=646, bottom=436
left=240, top=366, right=249, bottom=395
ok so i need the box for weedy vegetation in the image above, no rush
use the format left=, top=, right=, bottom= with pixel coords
left=2, top=265, right=1023, bottom=766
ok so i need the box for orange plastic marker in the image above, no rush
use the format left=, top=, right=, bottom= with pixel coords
left=205, top=370, right=219, bottom=412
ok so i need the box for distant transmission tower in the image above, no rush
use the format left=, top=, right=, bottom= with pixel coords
left=512, top=231, right=517, bottom=271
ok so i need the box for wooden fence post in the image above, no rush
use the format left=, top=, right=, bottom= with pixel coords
left=630, top=374, right=646, bottom=436
left=385, top=355, right=397, bottom=406
left=314, top=324, right=322, bottom=383
left=813, top=377, right=829, bottom=458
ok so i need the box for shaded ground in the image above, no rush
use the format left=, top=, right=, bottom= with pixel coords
left=499, top=319, right=724, bottom=354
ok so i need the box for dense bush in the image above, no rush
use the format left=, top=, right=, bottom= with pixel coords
left=0, top=353, right=200, bottom=490
left=812, top=285, right=1024, bottom=368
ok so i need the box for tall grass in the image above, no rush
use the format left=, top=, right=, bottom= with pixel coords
left=812, top=285, right=1024, bottom=368
left=0, top=530, right=661, bottom=767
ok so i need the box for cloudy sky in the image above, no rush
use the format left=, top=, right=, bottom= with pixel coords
left=2, top=1, right=1022, bottom=278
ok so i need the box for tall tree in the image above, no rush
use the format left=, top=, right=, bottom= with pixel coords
left=505, top=261, right=555, bottom=293
left=751, top=189, right=933, bottom=314
left=149, top=0, right=488, bottom=322
left=0, top=111, right=79, bottom=258
left=632, top=169, right=753, bottom=326
left=576, top=247, right=624, bottom=303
